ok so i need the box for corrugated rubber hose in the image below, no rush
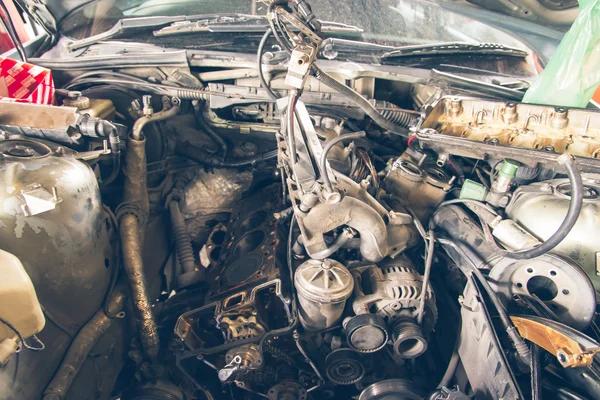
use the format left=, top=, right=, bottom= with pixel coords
left=312, top=65, right=410, bottom=136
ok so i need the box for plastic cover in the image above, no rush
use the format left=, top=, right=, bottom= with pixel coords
left=523, top=0, right=600, bottom=107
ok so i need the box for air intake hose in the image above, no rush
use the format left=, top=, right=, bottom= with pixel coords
left=312, top=65, right=410, bottom=136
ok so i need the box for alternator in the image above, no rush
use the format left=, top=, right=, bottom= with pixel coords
left=348, top=258, right=437, bottom=358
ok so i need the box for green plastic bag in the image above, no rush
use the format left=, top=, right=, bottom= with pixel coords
left=523, top=0, right=600, bottom=107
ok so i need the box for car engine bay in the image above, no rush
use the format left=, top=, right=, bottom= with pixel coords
left=2, top=2, right=600, bottom=400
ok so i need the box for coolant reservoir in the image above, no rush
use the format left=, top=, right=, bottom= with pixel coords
left=506, top=178, right=600, bottom=290
left=0, top=138, right=111, bottom=329
left=0, top=249, right=44, bottom=365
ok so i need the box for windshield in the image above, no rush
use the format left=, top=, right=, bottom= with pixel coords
left=60, top=0, right=530, bottom=51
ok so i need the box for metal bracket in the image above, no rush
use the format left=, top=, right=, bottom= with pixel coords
left=511, top=315, right=600, bottom=368
left=19, top=184, right=62, bottom=217
left=73, top=140, right=111, bottom=161
left=271, top=7, right=323, bottom=46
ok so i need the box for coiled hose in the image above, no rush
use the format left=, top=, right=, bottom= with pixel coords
left=169, top=201, right=195, bottom=274
left=312, top=65, right=410, bottom=136
left=169, top=200, right=205, bottom=288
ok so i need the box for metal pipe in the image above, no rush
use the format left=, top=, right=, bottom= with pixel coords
left=42, top=286, right=127, bottom=400
left=132, top=103, right=180, bottom=140
left=416, top=230, right=434, bottom=326
left=302, top=196, right=388, bottom=262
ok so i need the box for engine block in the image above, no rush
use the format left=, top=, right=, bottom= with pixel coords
left=175, top=185, right=293, bottom=353
left=418, top=96, right=600, bottom=171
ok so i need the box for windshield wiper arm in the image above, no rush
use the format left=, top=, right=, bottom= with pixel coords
left=430, top=69, right=525, bottom=101
left=321, top=38, right=395, bottom=56
left=153, top=15, right=363, bottom=37
left=68, top=14, right=364, bottom=51
left=153, top=14, right=269, bottom=36
left=67, top=14, right=265, bottom=51
left=318, top=39, right=528, bottom=61
left=381, top=42, right=528, bottom=60
left=67, top=16, right=189, bottom=51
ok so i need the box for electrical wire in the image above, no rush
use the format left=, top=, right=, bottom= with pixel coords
left=102, top=204, right=121, bottom=319
left=357, top=148, right=379, bottom=188
left=286, top=91, right=300, bottom=179
left=65, top=70, right=150, bottom=88
left=492, top=154, right=583, bottom=260
left=416, top=230, right=434, bottom=326
left=0, top=1, right=26, bottom=62
left=0, top=317, right=44, bottom=352
left=257, top=28, right=280, bottom=101
left=273, top=13, right=295, bottom=53
left=435, top=198, right=499, bottom=217
left=531, top=344, right=542, bottom=400
left=287, top=213, right=297, bottom=297
left=320, top=131, right=366, bottom=196
left=437, top=319, right=461, bottom=389
left=267, top=1, right=293, bottom=54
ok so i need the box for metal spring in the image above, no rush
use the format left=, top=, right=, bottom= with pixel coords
left=376, top=104, right=417, bottom=128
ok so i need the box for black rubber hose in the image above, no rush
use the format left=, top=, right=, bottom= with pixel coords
left=169, top=201, right=196, bottom=274
left=257, top=28, right=280, bottom=101
left=175, top=141, right=277, bottom=168
left=312, top=65, right=409, bottom=136
left=495, top=154, right=583, bottom=260
left=192, top=103, right=228, bottom=158
left=267, top=1, right=293, bottom=54
left=531, top=344, right=541, bottom=400
left=101, top=123, right=121, bottom=185
left=320, top=131, right=366, bottom=195
left=437, top=318, right=461, bottom=389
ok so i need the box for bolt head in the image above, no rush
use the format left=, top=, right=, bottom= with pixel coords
left=325, top=191, right=341, bottom=204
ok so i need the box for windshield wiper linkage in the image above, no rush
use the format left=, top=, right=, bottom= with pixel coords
left=67, top=16, right=189, bottom=51
left=67, top=14, right=264, bottom=51
left=67, top=14, right=363, bottom=52
left=153, top=15, right=362, bottom=37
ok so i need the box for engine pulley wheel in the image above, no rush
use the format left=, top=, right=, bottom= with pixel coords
left=325, top=348, right=365, bottom=385
left=359, top=379, right=423, bottom=400
left=345, top=314, right=389, bottom=353
left=267, top=381, right=307, bottom=400
left=488, top=253, right=596, bottom=330
left=391, top=319, right=428, bottom=359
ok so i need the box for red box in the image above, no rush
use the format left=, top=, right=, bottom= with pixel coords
left=0, top=57, right=55, bottom=104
